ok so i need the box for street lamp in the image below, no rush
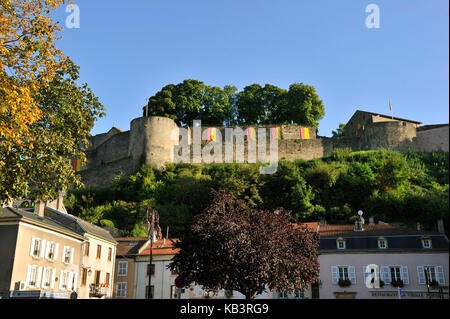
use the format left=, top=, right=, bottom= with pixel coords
left=146, top=207, right=159, bottom=299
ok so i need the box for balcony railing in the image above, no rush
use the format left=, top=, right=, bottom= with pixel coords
left=89, top=284, right=109, bottom=298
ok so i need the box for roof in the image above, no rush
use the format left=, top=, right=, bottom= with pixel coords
left=318, top=223, right=449, bottom=251
left=293, top=222, right=319, bottom=232
left=115, top=237, right=148, bottom=256
left=350, top=110, right=422, bottom=125
left=318, top=224, right=439, bottom=238
left=139, top=238, right=180, bottom=256
left=417, top=124, right=449, bottom=132
left=0, top=207, right=85, bottom=240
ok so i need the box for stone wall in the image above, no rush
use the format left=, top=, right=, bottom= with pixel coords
left=415, top=125, right=449, bottom=152
left=80, top=115, right=448, bottom=188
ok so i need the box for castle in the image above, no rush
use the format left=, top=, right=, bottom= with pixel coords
left=80, top=110, right=449, bottom=188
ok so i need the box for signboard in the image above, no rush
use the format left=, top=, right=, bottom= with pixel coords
left=175, top=276, right=185, bottom=289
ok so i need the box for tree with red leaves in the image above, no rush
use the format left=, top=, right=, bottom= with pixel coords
left=169, top=189, right=320, bottom=299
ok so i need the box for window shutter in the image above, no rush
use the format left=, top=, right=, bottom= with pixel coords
left=349, top=266, right=356, bottom=284
left=70, top=247, right=74, bottom=264
left=400, top=266, right=409, bottom=285
left=59, top=271, right=64, bottom=290
left=45, top=241, right=51, bottom=259
left=30, top=238, right=36, bottom=256
left=50, top=269, right=56, bottom=289
left=54, top=243, right=59, bottom=261
left=72, top=272, right=78, bottom=290
left=436, top=266, right=445, bottom=285
left=26, top=265, right=32, bottom=287
left=124, top=261, right=128, bottom=276
left=417, top=266, right=426, bottom=285
left=62, top=246, right=67, bottom=262
left=36, top=267, right=43, bottom=288
left=331, top=266, right=339, bottom=284
left=39, top=240, right=46, bottom=258
left=380, top=266, right=391, bottom=284
left=68, top=272, right=74, bottom=291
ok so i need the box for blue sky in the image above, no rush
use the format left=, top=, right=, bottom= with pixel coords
left=53, top=0, right=449, bottom=137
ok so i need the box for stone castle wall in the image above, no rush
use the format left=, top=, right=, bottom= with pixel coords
left=80, top=116, right=448, bottom=188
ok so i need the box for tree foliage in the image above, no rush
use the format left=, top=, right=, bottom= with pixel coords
left=169, top=190, right=320, bottom=299
left=144, top=80, right=324, bottom=127
left=0, top=59, right=105, bottom=203
left=65, top=150, right=449, bottom=237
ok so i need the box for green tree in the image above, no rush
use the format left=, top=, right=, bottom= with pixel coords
left=284, top=83, right=325, bottom=128
left=0, top=60, right=104, bottom=203
left=332, top=123, right=346, bottom=138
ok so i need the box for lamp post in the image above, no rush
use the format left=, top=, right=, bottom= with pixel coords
left=146, top=207, right=159, bottom=299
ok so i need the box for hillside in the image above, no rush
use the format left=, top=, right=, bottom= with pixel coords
left=65, top=149, right=449, bottom=237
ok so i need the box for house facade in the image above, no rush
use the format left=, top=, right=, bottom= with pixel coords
left=0, top=203, right=85, bottom=299
left=112, top=237, right=148, bottom=299
left=317, top=221, right=449, bottom=299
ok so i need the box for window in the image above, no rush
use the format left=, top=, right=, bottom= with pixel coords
left=108, top=247, right=112, bottom=262
left=27, top=266, right=37, bottom=287
left=378, top=238, right=387, bottom=249
left=224, top=289, right=233, bottom=299
left=84, top=242, right=90, bottom=257
left=97, top=245, right=102, bottom=259
left=171, top=285, right=182, bottom=299
left=422, top=239, right=432, bottom=249
left=43, top=268, right=52, bottom=288
left=105, top=273, right=110, bottom=286
left=145, top=285, right=154, bottom=299
left=81, top=268, right=88, bottom=286
left=278, top=291, right=289, bottom=299
left=63, top=246, right=72, bottom=264
left=337, top=238, right=346, bottom=250
left=390, top=267, right=401, bottom=281
left=116, top=282, right=127, bottom=298
left=94, top=271, right=101, bottom=285
left=60, top=271, right=69, bottom=290
left=118, top=261, right=128, bottom=276
left=31, top=238, right=42, bottom=257
left=338, top=266, right=349, bottom=280
left=425, top=266, right=437, bottom=283
left=294, top=289, right=305, bottom=299
left=47, top=242, right=56, bottom=260
left=147, top=264, right=155, bottom=276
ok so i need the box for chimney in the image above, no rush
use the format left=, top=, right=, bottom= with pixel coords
left=369, top=216, right=375, bottom=225
left=416, top=222, right=421, bottom=231
left=437, top=219, right=445, bottom=234
left=319, top=218, right=327, bottom=226
left=34, top=200, right=45, bottom=218
left=57, top=192, right=64, bottom=212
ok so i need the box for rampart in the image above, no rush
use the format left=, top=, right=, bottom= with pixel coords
left=80, top=116, right=449, bottom=188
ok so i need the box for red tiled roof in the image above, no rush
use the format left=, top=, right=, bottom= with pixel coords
left=296, top=222, right=319, bottom=232
left=318, top=224, right=436, bottom=237
left=139, top=238, right=180, bottom=256
left=116, top=237, right=148, bottom=256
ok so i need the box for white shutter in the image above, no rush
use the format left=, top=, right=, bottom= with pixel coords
left=417, top=266, right=426, bottom=285
left=36, top=267, right=43, bottom=288
left=400, top=266, right=409, bottom=285
left=68, top=272, right=74, bottom=291
left=331, top=266, right=339, bottom=284
left=39, top=240, right=46, bottom=258
left=30, top=238, right=36, bottom=256
left=54, top=243, right=59, bottom=261
left=45, top=241, right=51, bottom=259
left=50, top=269, right=56, bottom=288
left=62, top=246, right=66, bottom=262
left=348, top=266, right=356, bottom=284
left=380, top=266, right=391, bottom=284
left=70, top=247, right=74, bottom=264
left=72, top=272, right=78, bottom=290
left=436, top=266, right=445, bottom=285
left=26, top=265, right=32, bottom=287
left=59, top=271, right=64, bottom=290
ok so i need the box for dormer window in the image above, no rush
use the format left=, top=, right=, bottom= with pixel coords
left=337, top=238, right=346, bottom=250
left=378, top=237, right=388, bottom=249
left=422, top=238, right=432, bottom=249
